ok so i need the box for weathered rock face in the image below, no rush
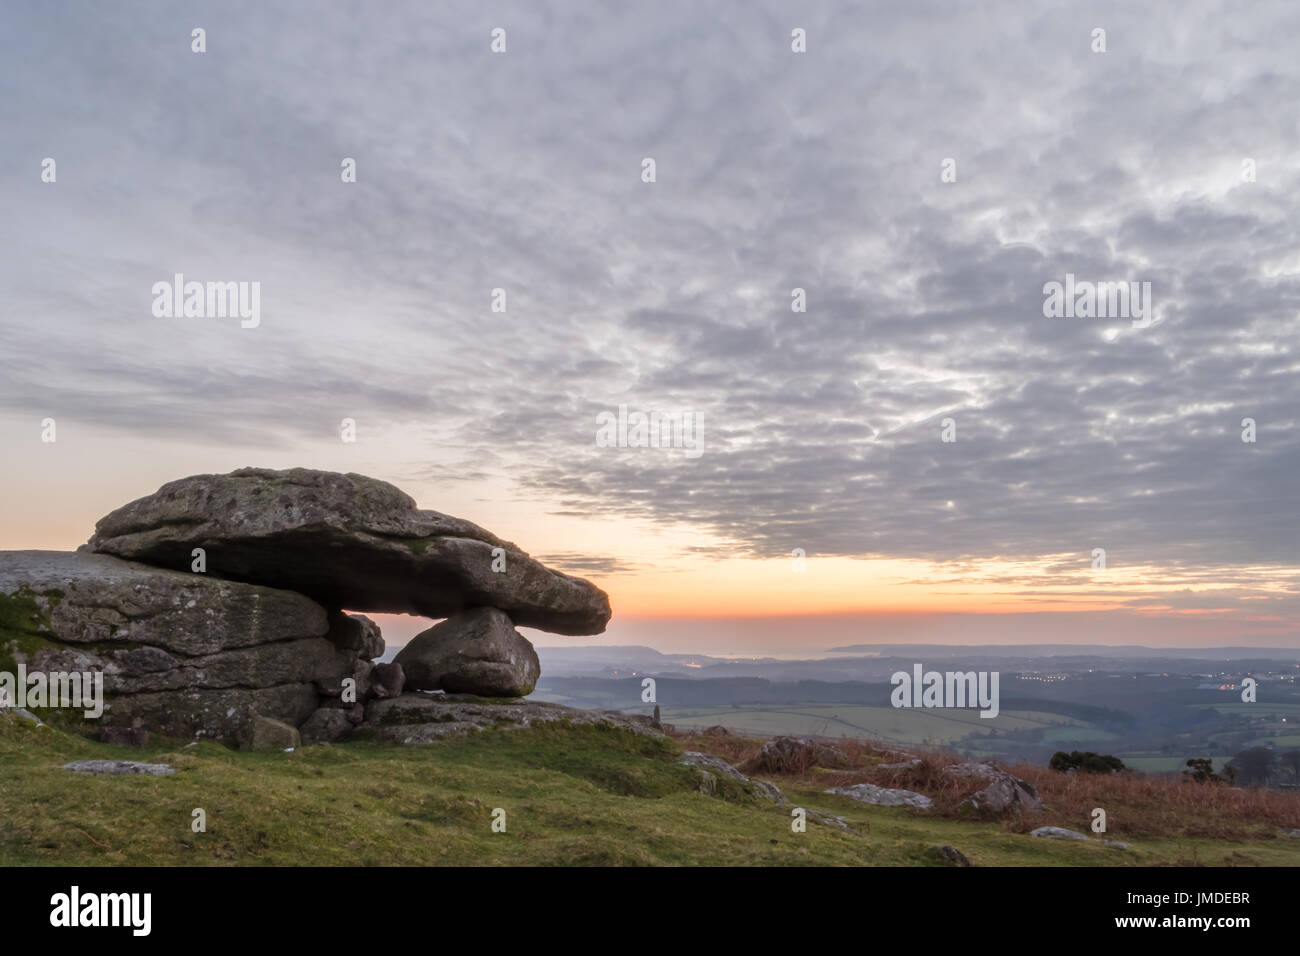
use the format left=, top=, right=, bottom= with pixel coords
left=30, top=637, right=352, bottom=695
left=102, top=685, right=322, bottom=740
left=0, top=551, right=344, bottom=740
left=85, top=468, right=611, bottom=636
left=394, top=607, right=540, bottom=697
left=0, top=550, right=329, bottom=659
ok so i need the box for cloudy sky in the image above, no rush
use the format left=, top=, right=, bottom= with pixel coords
left=1, top=0, right=1296, bottom=654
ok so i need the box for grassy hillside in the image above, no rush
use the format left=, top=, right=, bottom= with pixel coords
left=2, top=711, right=1298, bottom=866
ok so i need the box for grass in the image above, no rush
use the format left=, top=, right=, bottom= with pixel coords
left=3, top=712, right=1299, bottom=866
left=661, top=704, right=1081, bottom=746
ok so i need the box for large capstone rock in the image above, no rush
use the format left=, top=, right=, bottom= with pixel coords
left=394, top=607, right=540, bottom=697
left=85, top=468, right=611, bottom=635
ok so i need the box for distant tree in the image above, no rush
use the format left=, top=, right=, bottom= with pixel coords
left=1227, top=747, right=1277, bottom=787
left=1183, top=757, right=1231, bottom=784
left=1049, top=750, right=1125, bottom=773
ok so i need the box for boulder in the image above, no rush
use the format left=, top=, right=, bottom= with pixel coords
left=370, top=662, right=405, bottom=699
left=299, top=707, right=354, bottom=744
left=394, top=607, right=540, bottom=697
left=825, top=783, right=933, bottom=809
left=241, top=715, right=301, bottom=751
left=85, top=468, right=611, bottom=635
left=946, top=761, right=1044, bottom=813
left=326, top=611, right=385, bottom=660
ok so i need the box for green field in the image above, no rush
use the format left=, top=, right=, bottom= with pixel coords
left=659, top=705, right=1083, bottom=746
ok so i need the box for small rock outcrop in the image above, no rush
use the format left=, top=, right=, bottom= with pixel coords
left=946, top=761, right=1045, bottom=813
left=394, top=608, right=540, bottom=697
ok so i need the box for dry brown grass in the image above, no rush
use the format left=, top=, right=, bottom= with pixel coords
left=670, top=728, right=1300, bottom=840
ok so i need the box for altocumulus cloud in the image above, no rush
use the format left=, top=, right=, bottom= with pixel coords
left=0, top=0, right=1295, bottom=584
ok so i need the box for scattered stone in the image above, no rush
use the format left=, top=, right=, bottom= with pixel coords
left=701, top=725, right=731, bottom=736
left=62, top=760, right=174, bottom=776
left=395, top=608, right=540, bottom=697
left=825, top=782, right=933, bottom=809
left=85, top=468, right=612, bottom=635
left=1284, top=829, right=1300, bottom=838
left=879, top=759, right=922, bottom=770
